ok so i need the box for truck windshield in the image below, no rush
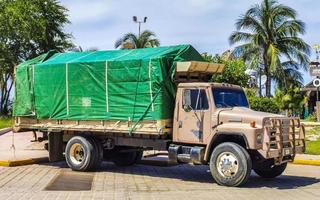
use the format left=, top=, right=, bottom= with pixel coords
left=212, top=88, right=249, bottom=108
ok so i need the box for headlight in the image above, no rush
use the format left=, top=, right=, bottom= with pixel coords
left=256, top=133, right=263, bottom=144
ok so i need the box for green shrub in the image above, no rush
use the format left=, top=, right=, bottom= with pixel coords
left=305, top=112, right=317, bottom=122
left=248, top=97, right=279, bottom=114
left=0, top=117, right=13, bottom=129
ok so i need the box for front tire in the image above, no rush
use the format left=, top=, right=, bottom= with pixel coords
left=254, top=162, right=287, bottom=178
left=209, top=142, right=252, bottom=187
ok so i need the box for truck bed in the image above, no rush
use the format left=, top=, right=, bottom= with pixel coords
left=14, top=117, right=173, bottom=136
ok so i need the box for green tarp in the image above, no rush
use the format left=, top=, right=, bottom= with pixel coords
left=13, top=45, right=204, bottom=121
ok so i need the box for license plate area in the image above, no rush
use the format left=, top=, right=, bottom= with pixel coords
left=282, top=147, right=293, bottom=156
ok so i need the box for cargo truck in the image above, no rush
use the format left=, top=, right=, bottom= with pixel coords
left=13, top=45, right=305, bottom=187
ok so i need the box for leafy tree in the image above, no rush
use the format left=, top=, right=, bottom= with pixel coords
left=245, top=88, right=279, bottom=113
left=202, top=53, right=222, bottom=63
left=115, top=30, right=160, bottom=49
left=0, top=0, right=73, bottom=115
left=274, top=86, right=307, bottom=116
left=248, top=96, right=279, bottom=114
left=204, top=54, right=249, bottom=87
left=229, top=0, right=310, bottom=97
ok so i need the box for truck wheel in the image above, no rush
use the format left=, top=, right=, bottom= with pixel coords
left=87, top=137, right=103, bottom=170
left=112, top=149, right=142, bottom=167
left=209, top=142, right=252, bottom=187
left=65, top=136, right=95, bottom=171
left=254, top=162, right=287, bottom=178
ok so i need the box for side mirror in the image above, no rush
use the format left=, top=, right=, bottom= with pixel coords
left=183, top=89, right=192, bottom=112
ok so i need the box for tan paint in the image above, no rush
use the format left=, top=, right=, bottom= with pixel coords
left=173, top=82, right=305, bottom=162
left=173, top=85, right=212, bottom=144
left=15, top=79, right=305, bottom=164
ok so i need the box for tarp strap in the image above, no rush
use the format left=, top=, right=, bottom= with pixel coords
left=31, top=65, right=36, bottom=115
left=148, top=59, right=154, bottom=111
left=65, top=51, right=97, bottom=116
left=105, top=61, right=109, bottom=112
left=66, top=63, right=69, bottom=116
left=110, top=49, right=134, bottom=61
left=131, top=60, right=143, bottom=122
left=129, top=86, right=162, bottom=136
left=129, top=61, right=176, bottom=135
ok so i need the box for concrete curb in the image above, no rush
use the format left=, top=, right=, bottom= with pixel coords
left=0, top=127, right=11, bottom=136
left=0, top=157, right=49, bottom=167
left=293, top=159, right=320, bottom=166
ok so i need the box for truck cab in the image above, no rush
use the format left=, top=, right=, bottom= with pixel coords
left=168, top=81, right=305, bottom=186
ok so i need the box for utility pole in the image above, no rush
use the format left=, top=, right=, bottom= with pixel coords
left=133, top=16, right=147, bottom=36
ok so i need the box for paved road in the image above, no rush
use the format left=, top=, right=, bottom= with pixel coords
left=0, top=162, right=319, bottom=200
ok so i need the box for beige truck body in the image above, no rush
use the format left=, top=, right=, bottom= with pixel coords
left=14, top=61, right=305, bottom=164
left=14, top=61, right=305, bottom=186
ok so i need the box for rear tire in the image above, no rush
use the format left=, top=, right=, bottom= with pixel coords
left=87, top=137, right=103, bottom=170
left=209, top=142, right=252, bottom=187
left=254, top=162, right=287, bottom=178
left=65, top=136, right=95, bottom=171
left=112, top=148, right=143, bottom=166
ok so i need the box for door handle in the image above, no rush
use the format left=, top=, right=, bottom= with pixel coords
left=178, top=121, right=183, bottom=128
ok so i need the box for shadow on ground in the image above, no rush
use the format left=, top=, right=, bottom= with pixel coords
left=40, top=160, right=320, bottom=189
left=246, top=175, right=320, bottom=189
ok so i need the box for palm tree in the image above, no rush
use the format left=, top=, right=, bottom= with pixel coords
left=114, top=30, right=160, bottom=49
left=229, top=0, right=310, bottom=97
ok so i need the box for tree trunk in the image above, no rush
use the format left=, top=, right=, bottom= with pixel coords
left=263, top=53, right=272, bottom=97
left=0, top=73, right=13, bottom=116
left=266, top=73, right=272, bottom=97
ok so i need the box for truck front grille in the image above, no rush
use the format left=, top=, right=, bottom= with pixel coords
left=263, top=117, right=305, bottom=163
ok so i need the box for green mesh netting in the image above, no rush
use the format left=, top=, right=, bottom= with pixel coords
left=13, top=45, right=204, bottom=121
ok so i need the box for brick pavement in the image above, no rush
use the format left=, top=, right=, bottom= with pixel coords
left=0, top=162, right=319, bottom=200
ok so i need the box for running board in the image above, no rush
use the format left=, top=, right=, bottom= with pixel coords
left=168, top=145, right=205, bottom=165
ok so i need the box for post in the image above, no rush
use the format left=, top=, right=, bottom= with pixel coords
left=48, top=132, right=64, bottom=162
left=316, top=101, right=320, bottom=122
left=138, top=22, right=141, bottom=36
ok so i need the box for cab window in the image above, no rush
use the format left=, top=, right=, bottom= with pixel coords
left=184, top=89, right=209, bottom=110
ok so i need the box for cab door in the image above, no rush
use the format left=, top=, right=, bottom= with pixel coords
left=175, top=88, right=211, bottom=144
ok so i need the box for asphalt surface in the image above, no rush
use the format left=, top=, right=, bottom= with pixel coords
left=0, top=162, right=319, bottom=200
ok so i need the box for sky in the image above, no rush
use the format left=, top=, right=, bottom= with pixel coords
left=60, top=0, right=320, bottom=84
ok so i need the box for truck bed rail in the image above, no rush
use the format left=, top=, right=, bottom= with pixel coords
left=14, top=117, right=173, bottom=136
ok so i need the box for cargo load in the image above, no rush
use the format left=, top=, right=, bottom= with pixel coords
left=13, top=45, right=204, bottom=122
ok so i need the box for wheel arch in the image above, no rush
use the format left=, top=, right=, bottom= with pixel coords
left=204, top=132, right=249, bottom=162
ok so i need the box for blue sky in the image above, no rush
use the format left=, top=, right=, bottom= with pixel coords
left=61, top=0, right=320, bottom=84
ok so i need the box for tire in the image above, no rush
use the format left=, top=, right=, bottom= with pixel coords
left=87, top=136, right=103, bottom=170
left=135, top=150, right=143, bottom=163
left=65, top=136, right=95, bottom=171
left=112, top=149, right=142, bottom=167
left=209, top=142, right=252, bottom=187
left=254, top=162, right=287, bottom=178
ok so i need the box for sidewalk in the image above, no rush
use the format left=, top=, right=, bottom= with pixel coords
left=0, top=131, right=48, bottom=166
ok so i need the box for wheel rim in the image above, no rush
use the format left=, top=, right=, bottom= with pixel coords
left=69, top=143, right=85, bottom=165
left=216, top=152, right=239, bottom=179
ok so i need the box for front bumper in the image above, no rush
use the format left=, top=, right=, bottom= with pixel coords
left=259, top=117, right=305, bottom=165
